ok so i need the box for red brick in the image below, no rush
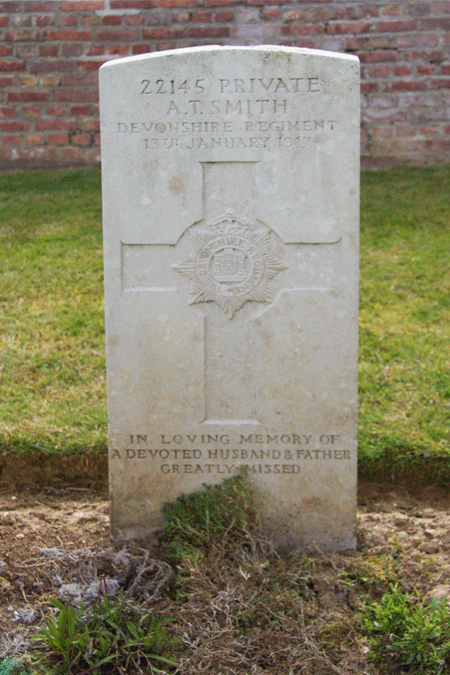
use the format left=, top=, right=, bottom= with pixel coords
left=384, top=81, right=427, bottom=91
left=19, top=75, right=39, bottom=86
left=48, top=133, right=69, bottom=144
left=281, top=24, right=325, bottom=36
left=7, top=91, right=49, bottom=102
left=361, top=6, right=379, bottom=18
left=47, top=105, right=66, bottom=115
left=23, top=106, right=43, bottom=117
left=0, top=107, right=16, bottom=116
left=0, top=16, right=8, bottom=27
left=444, top=125, right=450, bottom=134
left=440, top=65, right=450, bottom=74
left=0, top=2, right=21, bottom=9
left=431, top=79, right=450, bottom=88
left=2, top=135, right=21, bottom=146
left=62, top=44, right=84, bottom=57
left=361, top=82, right=379, bottom=92
left=40, top=75, right=60, bottom=86
left=71, top=105, right=91, bottom=115
left=393, top=36, right=414, bottom=47
left=0, top=46, right=13, bottom=56
left=126, top=14, right=145, bottom=25
left=82, top=119, right=100, bottom=131
left=31, top=61, right=75, bottom=73
left=64, top=73, right=87, bottom=85
left=171, top=10, right=190, bottom=21
left=262, top=8, right=280, bottom=19
left=0, top=121, right=29, bottom=131
left=61, top=1, right=104, bottom=8
left=35, top=119, right=77, bottom=130
left=132, top=44, right=151, bottom=54
left=393, top=65, right=412, bottom=76
left=5, top=31, right=44, bottom=42
left=358, top=50, right=397, bottom=62
left=310, top=7, right=330, bottom=19
left=72, top=133, right=91, bottom=145
left=382, top=4, right=402, bottom=16
left=366, top=65, right=389, bottom=77
left=47, top=30, right=93, bottom=40
left=55, top=90, right=98, bottom=102
left=58, top=15, right=78, bottom=26
left=293, top=39, right=318, bottom=48
left=346, top=37, right=366, bottom=50
left=369, top=36, right=391, bottom=48
left=423, top=18, right=450, bottom=30
left=333, top=6, right=355, bottom=18
left=103, top=15, right=122, bottom=25
left=110, top=0, right=152, bottom=6
left=156, top=43, right=176, bottom=50
left=0, top=77, right=14, bottom=87
left=109, top=45, right=130, bottom=55
left=216, top=10, right=234, bottom=20
left=15, top=148, right=57, bottom=160
left=373, top=126, right=393, bottom=138
left=418, top=65, right=436, bottom=75
left=327, top=21, right=371, bottom=34
left=186, top=25, right=230, bottom=36
left=87, top=45, right=105, bottom=55
left=25, top=134, right=45, bottom=145
left=95, top=29, right=139, bottom=40
left=143, top=27, right=184, bottom=39
left=433, top=1, right=450, bottom=10
left=376, top=20, right=417, bottom=31
left=420, top=125, right=439, bottom=135
left=39, top=45, right=58, bottom=56
left=193, top=11, right=212, bottom=21
left=16, top=46, right=37, bottom=58
left=77, top=60, right=107, bottom=70
left=284, top=9, right=306, bottom=20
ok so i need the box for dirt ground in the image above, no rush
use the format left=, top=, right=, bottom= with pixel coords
left=1, top=482, right=450, bottom=673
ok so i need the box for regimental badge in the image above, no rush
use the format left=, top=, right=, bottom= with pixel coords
left=172, top=210, right=287, bottom=318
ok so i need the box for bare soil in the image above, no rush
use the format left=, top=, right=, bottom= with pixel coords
left=1, top=482, right=450, bottom=673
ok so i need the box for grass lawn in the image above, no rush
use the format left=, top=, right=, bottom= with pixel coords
left=0, top=164, right=449, bottom=482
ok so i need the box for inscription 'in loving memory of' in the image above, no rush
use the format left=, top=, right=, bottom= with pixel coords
left=111, top=433, right=351, bottom=473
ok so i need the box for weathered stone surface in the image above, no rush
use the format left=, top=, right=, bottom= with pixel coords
left=100, top=46, right=360, bottom=551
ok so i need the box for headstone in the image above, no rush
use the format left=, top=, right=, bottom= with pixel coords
left=100, top=46, right=360, bottom=551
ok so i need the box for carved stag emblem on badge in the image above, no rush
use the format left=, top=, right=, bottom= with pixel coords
left=172, top=210, right=287, bottom=318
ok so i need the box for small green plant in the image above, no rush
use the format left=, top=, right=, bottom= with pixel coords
left=359, top=582, right=450, bottom=673
left=33, top=588, right=178, bottom=674
left=0, top=659, right=29, bottom=675
left=160, top=469, right=256, bottom=565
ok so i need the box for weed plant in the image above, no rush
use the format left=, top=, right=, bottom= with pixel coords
left=359, top=583, right=450, bottom=673
left=160, top=469, right=256, bottom=565
left=33, top=589, right=178, bottom=674
left=0, top=659, right=29, bottom=675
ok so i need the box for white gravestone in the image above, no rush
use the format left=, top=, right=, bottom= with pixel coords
left=100, top=46, right=360, bottom=551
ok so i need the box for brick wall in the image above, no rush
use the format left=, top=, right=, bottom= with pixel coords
left=0, top=0, right=449, bottom=169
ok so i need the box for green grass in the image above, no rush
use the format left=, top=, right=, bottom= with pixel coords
left=359, top=165, right=450, bottom=481
left=0, top=164, right=449, bottom=481
left=0, top=169, right=105, bottom=455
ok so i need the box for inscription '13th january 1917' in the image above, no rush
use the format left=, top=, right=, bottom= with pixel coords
left=115, top=75, right=337, bottom=151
